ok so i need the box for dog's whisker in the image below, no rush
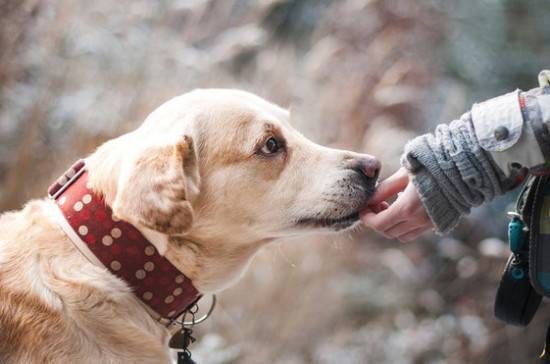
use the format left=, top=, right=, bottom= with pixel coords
left=276, top=244, right=297, bottom=268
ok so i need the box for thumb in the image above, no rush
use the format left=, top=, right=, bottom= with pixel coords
left=369, top=167, right=409, bottom=205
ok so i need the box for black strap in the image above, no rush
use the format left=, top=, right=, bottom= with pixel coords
left=540, top=322, right=550, bottom=363
left=523, top=92, right=550, bottom=163
left=532, top=114, right=550, bottom=163
left=528, top=175, right=550, bottom=296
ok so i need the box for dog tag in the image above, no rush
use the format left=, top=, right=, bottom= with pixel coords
left=177, top=351, right=197, bottom=364
left=169, top=328, right=196, bottom=349
left=171, top=327, right=198, bottom=364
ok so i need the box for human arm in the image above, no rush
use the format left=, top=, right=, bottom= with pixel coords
left=362, top=70, right=550, bottom=239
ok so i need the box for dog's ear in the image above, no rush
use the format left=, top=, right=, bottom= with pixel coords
left=112, top=135, right=200, bottom=235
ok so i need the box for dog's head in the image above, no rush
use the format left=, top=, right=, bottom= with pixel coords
left=88, top=89, right=379, bottom=289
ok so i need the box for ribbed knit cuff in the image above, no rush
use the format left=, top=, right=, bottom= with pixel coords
left=409, top=169, right=461, bottom=234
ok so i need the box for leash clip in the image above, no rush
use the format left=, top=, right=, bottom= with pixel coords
left=169, top=295, right=217, bottom=364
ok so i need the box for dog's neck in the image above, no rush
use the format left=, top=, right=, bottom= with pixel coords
left=112, top=222, right=266, bottom=295
left=163, top=234, right=267, bottom=293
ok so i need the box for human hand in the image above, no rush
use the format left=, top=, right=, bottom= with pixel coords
left=361, top=167, right=434, bottom=242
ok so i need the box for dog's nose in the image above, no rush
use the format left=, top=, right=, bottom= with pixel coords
left=352, top=156, right=381, bottom=180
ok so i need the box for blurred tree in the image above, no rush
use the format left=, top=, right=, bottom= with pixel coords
left=442, top=0, right=550, bottom=101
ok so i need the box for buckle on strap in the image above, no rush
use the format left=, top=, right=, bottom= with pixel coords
left=47, top=159, right=87, bottom=199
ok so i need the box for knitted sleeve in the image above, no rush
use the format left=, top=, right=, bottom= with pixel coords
left=401, top=112, right=515, bottom=234
left=401, top=82, right=550, bottom=234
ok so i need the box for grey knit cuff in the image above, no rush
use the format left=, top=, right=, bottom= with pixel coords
left=401, top=112, right=511, bottom=234
left=409, top=169, right=462, bottom=234
left=402, top=135, right=465, bottom=234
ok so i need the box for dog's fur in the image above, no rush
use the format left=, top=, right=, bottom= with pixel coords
left=0, top=89, right=378, bottom=363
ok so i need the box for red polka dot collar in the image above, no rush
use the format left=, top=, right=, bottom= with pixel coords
left=48, top=160, right=201, bottom=322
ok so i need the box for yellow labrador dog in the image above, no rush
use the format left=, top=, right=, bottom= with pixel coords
left=0, top=89, right=379, bottom=363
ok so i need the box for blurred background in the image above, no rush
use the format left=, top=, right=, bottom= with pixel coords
left=1, top=0, right=549, bottom=363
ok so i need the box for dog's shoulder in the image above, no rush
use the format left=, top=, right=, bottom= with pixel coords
left=0, top=199, right=172, bottom=363
left=0, top=200, right=68, bottom=362
left=0, top=283, right=66, bottom=363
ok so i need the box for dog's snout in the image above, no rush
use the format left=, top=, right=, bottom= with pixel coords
left=352, top=156, right=381, bottom=180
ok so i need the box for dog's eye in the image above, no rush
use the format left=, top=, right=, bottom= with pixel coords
left=260, top=137, right=281, bottom=155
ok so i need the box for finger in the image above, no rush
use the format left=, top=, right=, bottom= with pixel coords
left=397, top=225, right=432, bottom=243
left=369, top=168, right=409, bottom=205
left=370, top=168, right=409, bottom=204
left=362, top=182, right=420, bottom=230
left=384, top=221, right=423, bottom=238
left=361, top=208, right=404, bottom=233
left=369, top=201, right=389, bottom=214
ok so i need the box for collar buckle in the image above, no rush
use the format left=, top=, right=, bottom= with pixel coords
left=48, top=159, right=87, bottom=200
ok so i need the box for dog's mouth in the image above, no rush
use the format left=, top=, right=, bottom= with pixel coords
left=296, top=211, right=361, bottom=231
left=295, top=175, right=376, bottom=232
